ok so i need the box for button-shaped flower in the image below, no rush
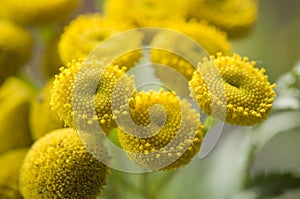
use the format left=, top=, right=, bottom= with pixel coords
left=50, top=59, right=135, bottom=134
left=117, top=90, right=203, bottom=170
left=58, top=13, right=142, bottom=67
left=189, top=53, right=276, bottom=126
left=19, top=128, right=110, bottom=199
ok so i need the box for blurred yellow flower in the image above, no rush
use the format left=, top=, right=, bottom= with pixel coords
left=104, top=0, right=189, bottom=27
left=117, top=90, right=203, bottom=170
left=167, top=19, right=231, bottom=56
left=29, top=79, right=64, bottom=140
left=151, top=19, right=231, bottom=88
left=0, top=0, right=81, bottom=24
left=0, top=148, right=28, bottom=199
left=58, top=13, right=142, bottom=67
left=189, top=53, right=276, bottom=126
left=0, top=77, right=34, bottom=154
left=188, top=0, right=258, bottom=37
left=20, top=128, right=109, bottom=199
left=0, top=20, right=32, bottom=84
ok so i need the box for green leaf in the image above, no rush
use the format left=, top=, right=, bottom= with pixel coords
left=245, top=173, right=300, bottom=198
left=274, top=63, right=300, bottom=110
left=107, top=128, right=122, bottom=148
left=253, top=110, right=300, bottom=153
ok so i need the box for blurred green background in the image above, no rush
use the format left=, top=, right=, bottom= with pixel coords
left=232, top=0, right=300, bottom=82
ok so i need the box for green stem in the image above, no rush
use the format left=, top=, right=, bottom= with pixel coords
left=150, top=171, right=176, bottom=199
left=117, top=171, right=140, bottom=194
left=142, top=173, right=151, bottom=199
left=243, top=144, right=257, bottom=187
left=202, top=116, right=219, bottom=135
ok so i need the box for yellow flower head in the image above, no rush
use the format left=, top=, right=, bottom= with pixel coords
left=117, top=90, right=203, bottom=170
left=149, top=21, right=231, bottom=97
left=29, top=79, right=64, bottom=140
left=150, top=19, right=231, bottom=87
left=0, top=0, right=81, bottom=24
left=104, top=0, right=189, bottom=27
left=0, top=148, right=28, bottom=199
left=0, top=77, right=34, bottom=154
left=189, top=53, right=276, bottom=126
left=165, top=19, right=231, bottom=56
left=58, top=13, right=142, bottom=67
left=188, top=0, right=258, bottom=37
left=50, top=59, right=135, bottom=134
left=19, top=128, right=110, bottom=199
left=0, top=20, right=33, bottom=84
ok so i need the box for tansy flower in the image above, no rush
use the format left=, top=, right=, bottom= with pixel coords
left=0, top=20, right=33, bottom=85
left=19, top=128, right=110, bottom=199
left=0, top=148, right=28, bottom=199
left=164, top=19, right=231, bottom=56
left=150, top=21, right=231, bottom=96
left=150, top=20, right=231, bottom=84
left=58, top=13, right=142, bottom=67
left=50, top=59, right=135, bottom=134
left=0, top=0, right=81, bottom=25
left=187, top=0, right=258, bottom=37
left=117, top=90, right=203, bottom=170
left=0, top=77, right=34, bottom=154
left=189, top=53, right=276, bottom=126
left=103, top=0, right=189, bottom=27
left=29, top=79, right=64, bottom=140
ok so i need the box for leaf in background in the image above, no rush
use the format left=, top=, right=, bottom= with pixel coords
left=274, top=62, right=300, bottom=110
left=252, top=111, right=300, bottom=153
left=245, top=173, right=300, bottom=198
left=252, top=127, right=300, bottom=175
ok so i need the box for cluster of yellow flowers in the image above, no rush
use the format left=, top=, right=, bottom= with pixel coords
left=0, top=0, right=276, bottom=198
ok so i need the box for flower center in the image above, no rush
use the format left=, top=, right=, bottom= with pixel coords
left=226, top=80, right=240, bottom=88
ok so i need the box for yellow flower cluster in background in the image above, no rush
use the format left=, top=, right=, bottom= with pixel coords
left=58, top=14, right=129, bottom=64
left=0, top=20, right=33, bottom=85
left=150, top=19, right=232, bottom=94
left=0, top=148, right=28, bottom=198
left=58, top=13, right=144, bottom=69
left=104, top=0, right=257, bottom=38
left=29, top=79, right=64, bottom=140
left=188, top=0, right=258, bottom=37
left=0, top=78, right=34, bottom=154
left=0, top=0, right=81, bottom=25
left=104, top=0, right=190, bottom=27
